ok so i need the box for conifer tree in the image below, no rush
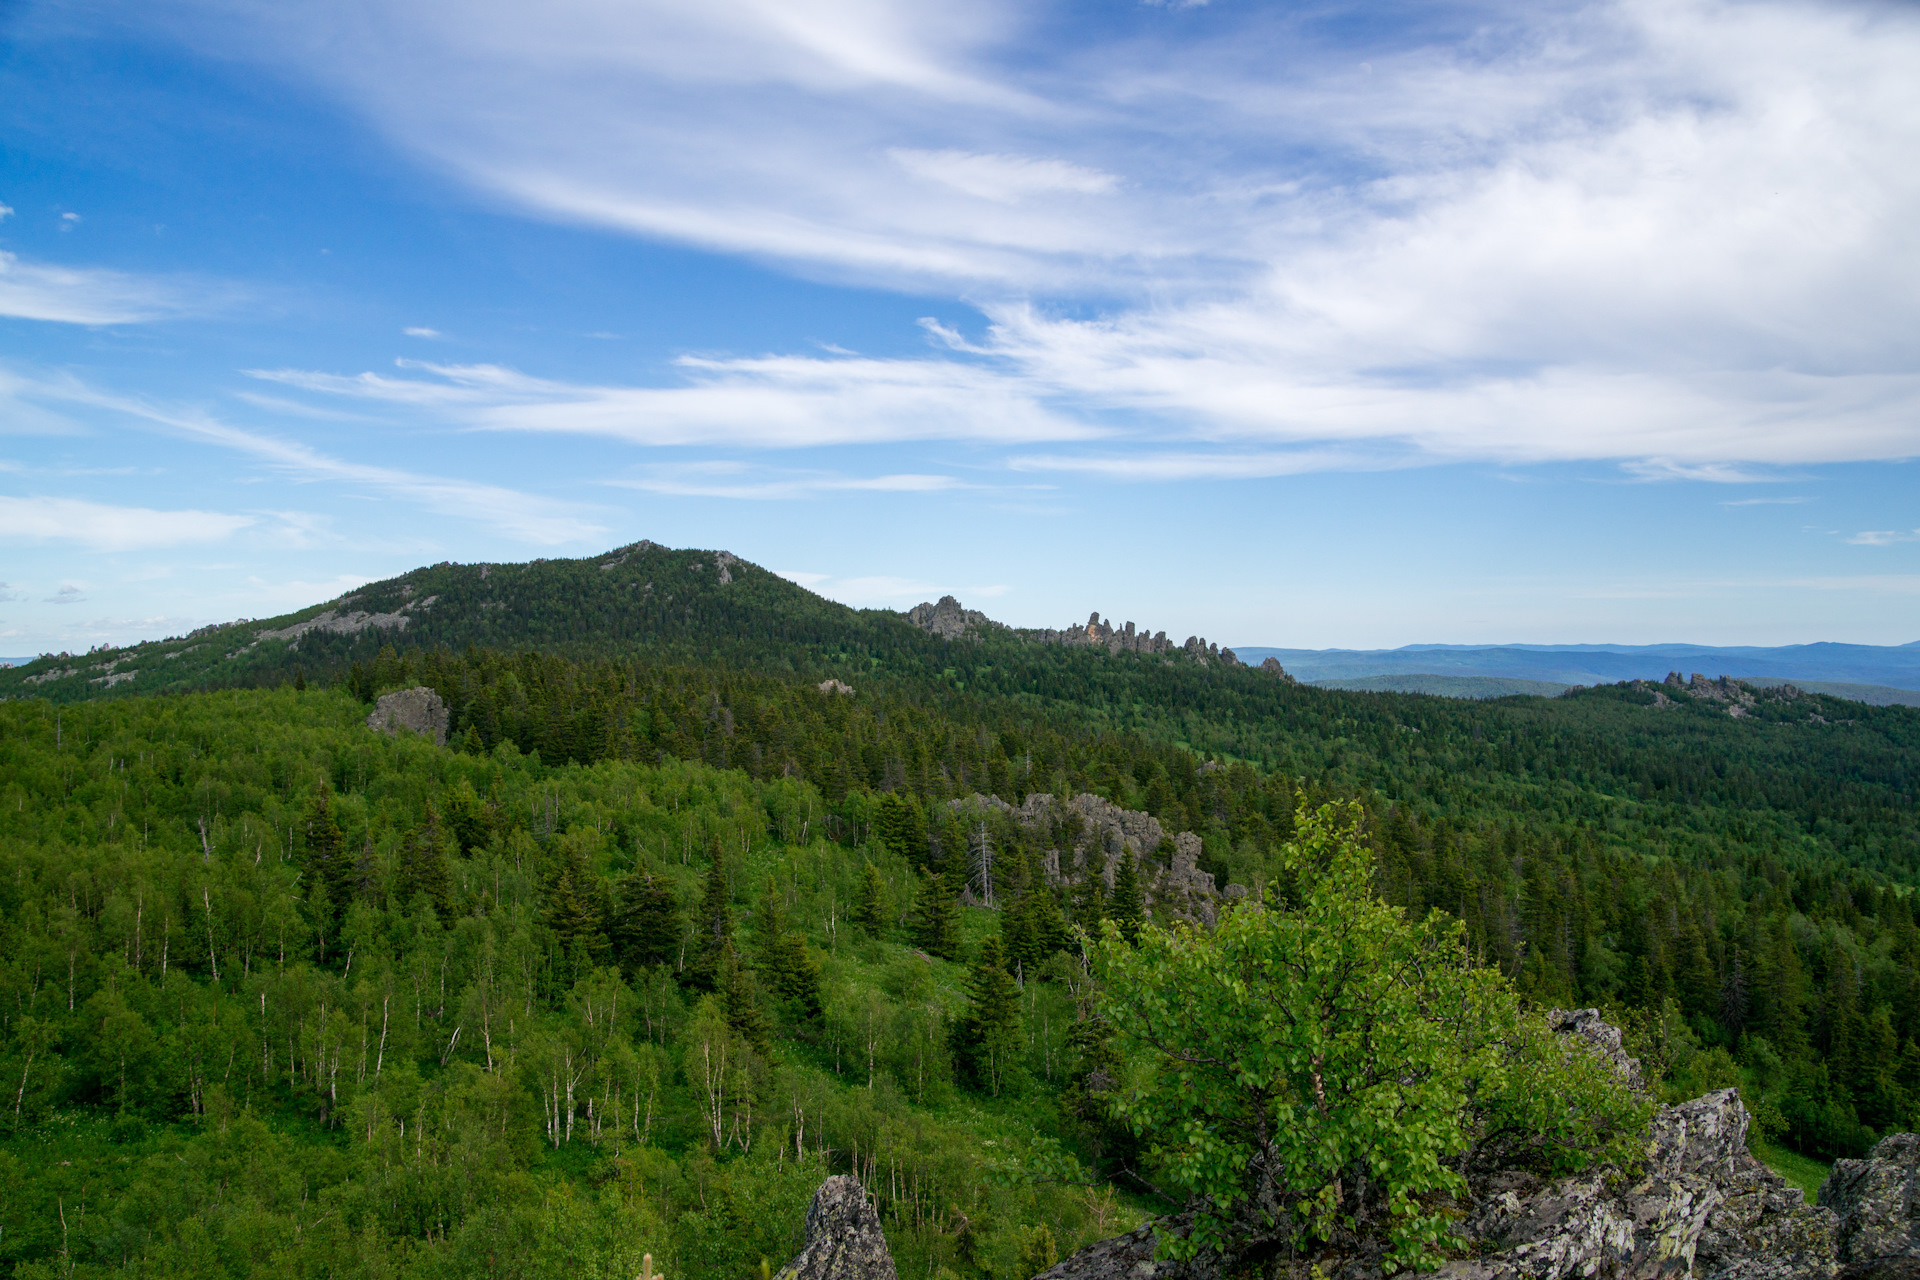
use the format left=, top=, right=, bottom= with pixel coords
left=908, top=871, right=959, bottom=959
left=952, top=934, right=1022, bottom=1094
left=688, top=840, right=735, bottom=990
left=301, top=788, right=351, bottom=941
left=1073, top=861, right=1108, bottom=932
left=852, top=862, right=887, bottom=938
left=718, top=944, right=772, bottom=1054
left=547, top=843, right=611, bottom=969
left=612, top=871, right=682, bottom=971
left=1110, top=850, right=1145, bottom=944
left=391, top=805, right=455, bottom=923
left=876, top=791, right=927, bottom=867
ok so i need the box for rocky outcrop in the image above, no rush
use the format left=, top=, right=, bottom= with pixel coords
left=945, top=792, right=1223, bottom=927
left=904, top=596, right=998, bottom=640
left=1438, top=1089, right=1835, bottom=1280
left=1260, top=656, right=1295, bottom=681
left=1822, top=1133, right=1920, bottom=1276
left=818, top=679, right=855, bottom=696
left=1547, top=1008, right=1646, bottom=1092
left=256, top=596, right=437, bottom=648
left=1040, top=1016, right=1842, bottom=1280
left=366, top=687, right=449, bottom=746
left=900, top=600, right=1244, bottom=670
left=773, top=1176, right=897, bottom=1280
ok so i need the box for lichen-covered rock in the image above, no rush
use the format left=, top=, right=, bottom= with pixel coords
left=774, top=1177, right=897, bottom=1280
left=1822, top=1133, right=1920, bottom=1268
left=1547, top=1008, right=1646, bottom=1092
left=1436, top=1089, right=1834, bottom=1280
left=366, top=687, right=449, bottom=746
left=1039, top=1048, right=1837, bottom=1280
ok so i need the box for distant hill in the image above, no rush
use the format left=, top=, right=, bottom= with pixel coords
left=1234, top=641, right=1920, bottom=691
left=0, top=545, right=1241, bottom=706
left=0, top=541, right=918, bottom=704
left=1308, top=674, right=1573, bottom=699
left=1742, top=678, right=1920, bottom=708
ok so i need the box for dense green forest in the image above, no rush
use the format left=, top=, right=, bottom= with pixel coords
left=3, top=543, right=1919, bottom=1279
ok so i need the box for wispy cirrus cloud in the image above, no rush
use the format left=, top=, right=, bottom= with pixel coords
left=605, top=461, right=970, bottom=500
left=141, top=0, right=1920, bottom=474
left=248, top=355, right=1095, bottom=447
left=1847, top=529, right=1920, bottom=546
left=5, top=369, right=609, bottom=545
left=0, top=496, right=253, bottom=550
left=0, top=250, right=234, bottom=324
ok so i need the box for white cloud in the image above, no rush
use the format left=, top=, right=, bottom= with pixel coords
left=888, top=150, right=1116, bottom=203
left=10, top=371, right=609, bottom=545
left=1847, top=529, right=1920, bottom=546
left=607, top=461, right=969, bottom=499
left=0, top=204, right=12, bottom=221
left=0, top=496, right=253, bottom=550
left=46, top=583, right=88, bottom=603
left=1008, top=449, right=1392, bottom=480
left=403, top=326, right=443, bottom=338
left=249, top=355, right=1096, bottom=447
left=144, top=0, right=1920, bottom=470
left=0, top=250, right=228, bottom=324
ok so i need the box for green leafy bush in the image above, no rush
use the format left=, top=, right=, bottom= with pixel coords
left=1095, top=803, right=1649, bottom=1270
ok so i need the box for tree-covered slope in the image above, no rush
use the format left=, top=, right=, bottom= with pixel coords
left=0, top=542, right=929, bottom=704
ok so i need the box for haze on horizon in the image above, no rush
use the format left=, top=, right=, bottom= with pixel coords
left=2, top=0, right=1917, bottom=655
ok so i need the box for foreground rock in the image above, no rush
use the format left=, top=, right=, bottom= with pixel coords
left=774, top=1176, right=897, bottom=1280
left=1038, top=1015, right=1844, bottom=1280
left=1822, top=1133, right=1920, bottom=1278
left=366, top=687, right=449, bottom=747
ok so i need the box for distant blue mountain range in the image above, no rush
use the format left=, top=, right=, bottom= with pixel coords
left=1229, top=641, right=1920, bottom=691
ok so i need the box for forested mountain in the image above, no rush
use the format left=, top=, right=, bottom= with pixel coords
left=3, top=543, right=1919, bottom=1280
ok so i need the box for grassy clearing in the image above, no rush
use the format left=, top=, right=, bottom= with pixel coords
left=1752, top=1141, right=1832, bottom=1201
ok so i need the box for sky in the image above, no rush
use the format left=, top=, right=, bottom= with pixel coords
left=2, top=0, right=1918, bottom=657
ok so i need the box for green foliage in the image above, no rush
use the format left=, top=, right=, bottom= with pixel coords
left=953, top=935, right=1023, bottom=1096
left=1095, top=804, right=1649, bottom=1269
left=611, top=871, right=683, bottom=973
left=908, top=873, right=960, bottom=960
left=852, top=862, right=888, bottom=939
left=1108, top=852, right=1144, bottom=944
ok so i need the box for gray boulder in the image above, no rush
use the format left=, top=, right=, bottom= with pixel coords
left=1822, top=1133, right=1920, bottom=1275
left=774, top=1177, right=897, bottom=1280
left=366, top=687, right=449, bottom=747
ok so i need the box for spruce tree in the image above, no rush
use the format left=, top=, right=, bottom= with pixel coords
left=718, top=944, right=772, bottom=1054
left=612, top=871, right=682, bottom=971
left=688, top=840, right=734, bottom=990
left=852, top=863, right=887, bottom=938
left=391, top=805, right=455, bottom=924
left=952, top=935, right=1022, bottom=1094
left=548, top=843, right=611, bottom=969
left=1073, top=861, right=1108, bottom=932
left=908, top=871, right=960, bottom=959
left=1111, top=850, right=1146, bottom=944
left=302, top=788, right=351, bottom=940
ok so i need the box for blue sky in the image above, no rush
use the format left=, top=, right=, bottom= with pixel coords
left=3, top=0, right=1918, bottom=655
